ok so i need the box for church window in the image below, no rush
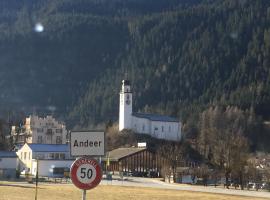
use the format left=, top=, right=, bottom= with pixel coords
left=169, top=126, right=171, bottom=132
left=162, top=126, right=164, bottom=132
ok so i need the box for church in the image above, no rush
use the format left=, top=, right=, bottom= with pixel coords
left=119, top=80, right=181, bottom=141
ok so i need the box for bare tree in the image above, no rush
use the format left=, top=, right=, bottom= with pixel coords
left=198, top=106, right=250, bottom=189
left=157, top=142, right=184, bottom=182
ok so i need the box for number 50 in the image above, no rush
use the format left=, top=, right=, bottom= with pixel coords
left=80, top=167, right=93, bottom=179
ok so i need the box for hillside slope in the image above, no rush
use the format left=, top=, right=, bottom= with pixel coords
left=1, top=0, right=199, bottom=115
left=69, top=0, right=270, bottom=128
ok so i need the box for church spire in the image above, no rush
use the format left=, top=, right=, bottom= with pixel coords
left=124, top=71, right=128, bottom=80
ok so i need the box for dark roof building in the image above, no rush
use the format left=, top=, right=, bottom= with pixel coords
left=27, top=144, right=69, bottom=152
left=101, top=147, right=164, bottom=177
left=0, top=151, right=17, bottom=158
left=104, top=147, right=146, bottom=162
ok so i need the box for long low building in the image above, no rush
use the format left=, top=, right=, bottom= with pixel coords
left=102, top=147, right=166, bottom=177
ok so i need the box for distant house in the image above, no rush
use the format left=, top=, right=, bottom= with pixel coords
left=119, top=80, right=181, bottom=141
left=10, top=115, right=68, bottom=145
left=17, top=143, right=74, bottom=177
left=0, top=151, right=18, bottom=179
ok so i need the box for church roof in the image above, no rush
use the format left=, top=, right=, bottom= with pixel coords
left=132, top=113, right=179, bottom=122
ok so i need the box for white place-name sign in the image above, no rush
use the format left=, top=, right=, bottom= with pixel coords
left=70, top=131, right=105, bottom=156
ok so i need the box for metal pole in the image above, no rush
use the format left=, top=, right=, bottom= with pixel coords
left=35, top=159, right=39, bottom=200
left=82, top=190, right=86, bottom=200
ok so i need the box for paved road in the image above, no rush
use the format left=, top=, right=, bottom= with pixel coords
left=101, top=176, right=270, bottom=199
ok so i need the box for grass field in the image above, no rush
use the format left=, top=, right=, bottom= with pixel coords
left=0, top=183, right=269, bottom=200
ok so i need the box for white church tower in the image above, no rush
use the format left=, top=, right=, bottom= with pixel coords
left=119, top=80, right=132, bottom=131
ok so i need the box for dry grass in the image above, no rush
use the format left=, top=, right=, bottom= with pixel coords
left=0, top=183, right=268, bottom=200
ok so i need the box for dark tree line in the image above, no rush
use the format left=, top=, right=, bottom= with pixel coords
left=69, top=0, right=270, bottom=134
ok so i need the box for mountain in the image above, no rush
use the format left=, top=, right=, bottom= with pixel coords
left=0, top=0, right=269, bottom=131
left=0, top=0, right=201, bottom=117
left=68, top=0, right=270, bottom=128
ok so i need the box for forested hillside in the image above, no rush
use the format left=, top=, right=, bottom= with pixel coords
left=69, top=0, right=270, bottom=129
left=0, top=0, right=201, bottom=115
left=0, top=0, right=269, bottom=136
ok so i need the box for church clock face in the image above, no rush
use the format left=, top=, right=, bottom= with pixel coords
left=120, top=95, right=124, bottom=105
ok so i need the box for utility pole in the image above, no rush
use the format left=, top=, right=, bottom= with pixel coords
left=35, top=158, right=39, bottom=200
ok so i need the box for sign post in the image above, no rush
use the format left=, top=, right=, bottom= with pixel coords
left=70, top=131, right=105, bottom=200
left=82, top=190, right=86, bottom=200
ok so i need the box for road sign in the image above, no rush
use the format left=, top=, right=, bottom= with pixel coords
left=70, top=157, right=102, bottom=190
left=70, top=131, right=105, bottom=156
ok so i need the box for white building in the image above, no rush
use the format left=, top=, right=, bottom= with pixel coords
left=11, top=115, right=68, bottom=145
left=119, top=80, right=181, bottom=141
left=0, top=151, right=18, bottom=179
left=17, top=143, right=74, bottom=177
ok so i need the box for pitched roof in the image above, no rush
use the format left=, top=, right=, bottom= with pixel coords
left=27, top=144, right=69, bottom=152
left=132, top=113, right=179, bottom=122
left=0, top=151, right=17, bottom=158
left=104, top=147, right=146, bottom=162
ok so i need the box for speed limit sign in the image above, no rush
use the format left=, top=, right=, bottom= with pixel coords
left=70, top=157, right=102, bottom=190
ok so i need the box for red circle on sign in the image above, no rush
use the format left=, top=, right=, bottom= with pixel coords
left=70, top=158, right=102, bottom=190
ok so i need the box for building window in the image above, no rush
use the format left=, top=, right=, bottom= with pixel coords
left=142, top=125, right=145, bottom=131
left=162, top=126, right=164, bottom=132
left=37, top=154, right=44, bottom=159
left=47, top=129, right=53, bottom=134
left=37, top=128, right=43, bottom=133
left=56, top=136, right=62, bottom=144
left=169, top=126, right=171, bottom=132
left=21, top=152, right=23, bottom=159
left=37, top=136, right=43, bottom=143
left=29, top=152, right=31, bottom=160
left=48, top=153, right=54, bottom=159
left=24, top=152, right=27, bottom=160
left=60, top=153, right=65, bottom=159
left=54, top=153, right=60, bottom=159
left=56, top=129, right=62, bottom=133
